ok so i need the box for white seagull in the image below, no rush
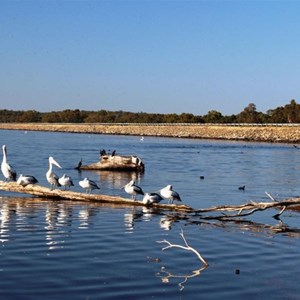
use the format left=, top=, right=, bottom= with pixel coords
left=1, top=145, right=17, bottom=181
left=159, top=185, right=182, bottom=204
left=46, top=156, right=62, bottom=190
left=142, top=192, right=164, bottom=205
left=79, top=178, right=100, bottom=194
left=17, top=174, right=38, bottom=187
left=59, top=174, right=74, bottom=190
left=123, top=180, right=144, bottom=200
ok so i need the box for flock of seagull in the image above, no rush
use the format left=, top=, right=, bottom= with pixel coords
left=1, top=145, right=182, bottom=205
left=123, top=179, right=182, bottom=205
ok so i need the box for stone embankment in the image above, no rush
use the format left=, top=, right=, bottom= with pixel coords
left=1, top=123, right=300, bottom=143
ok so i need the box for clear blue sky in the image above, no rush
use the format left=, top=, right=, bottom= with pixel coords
left=0, top=0, right=299, bottom=115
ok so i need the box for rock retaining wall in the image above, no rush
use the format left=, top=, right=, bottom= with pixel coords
left=1, top=123, right=300, bottom=143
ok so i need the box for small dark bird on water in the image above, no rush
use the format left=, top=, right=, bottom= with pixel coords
left=238, top=185, right=245, bottom=191
left=199, top=176, right=205, bottom=180
left=75, top=158, right=82, bottom=170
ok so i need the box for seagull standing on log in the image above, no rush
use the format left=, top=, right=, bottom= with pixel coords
left=79, top=178, right=100, bottom=194
left=59, top=174, right=74, bottom=190
left=46, top=156, right=62, bottom=190
left=123, top=180, right=144, bottom=200
left=1, top=145, right=17, bottom=181
left=159, top=185, right=182, bottom=204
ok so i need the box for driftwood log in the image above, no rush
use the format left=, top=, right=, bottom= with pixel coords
left=1, top=180, right=300, bottom=219
left=0, top=181, right=192, bottom=212
left=79, top=155, right=145, bottom=171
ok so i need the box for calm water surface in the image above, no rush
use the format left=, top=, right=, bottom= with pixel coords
left=0, top=130, right=300, bottom=299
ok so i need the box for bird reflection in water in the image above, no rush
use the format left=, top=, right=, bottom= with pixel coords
left=124, top=207, right=159, bottom=232
left=0, top=203, right=10, bottom=242
left=124, top=208, right=143, bottom=232
left=45, top=202, right=72, bottom=250
left=159, top=214, right=181, bottom=231
left=78, top=206, right=97, bottom=229
left=160, top=216, right=174, bottom=231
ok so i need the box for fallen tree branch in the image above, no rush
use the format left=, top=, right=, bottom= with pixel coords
left=193, top=198, right=300, bottom=220
left=1, top=180, right=299, bottom=221
left=0, top=181, right=193, bottom=212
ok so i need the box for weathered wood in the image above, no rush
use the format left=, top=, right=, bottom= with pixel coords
left=1, top=180, right=300, bottom=217
left=79, top=155, right=145, bottom=171
left=193, top=198, right=300, bottom=220
left=0, top=181, right=193, bottom=212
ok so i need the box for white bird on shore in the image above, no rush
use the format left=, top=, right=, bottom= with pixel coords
left=159, top=185, right=182, bottom=204
left=79, top=178, right=100, bottom=194
left=142, top=192, right=164, bottom=205
left=1, top=145, right=17, bottom=181
left=59, top=174, right=74, bottom=190
left=17, top=174, right=38, bottom=187
left=46, top=156, right=62, bottom=190
left=123, top=180, right=144, bottom=200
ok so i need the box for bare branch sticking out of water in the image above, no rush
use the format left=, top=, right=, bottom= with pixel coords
left=157, top=229, right=209, bottom=266
left=273, top=206, right=287, bottom=220
left=265, top=191, right=277, bottom=202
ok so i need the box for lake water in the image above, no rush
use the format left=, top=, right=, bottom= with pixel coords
left=0, top=129, right=300, bottom=299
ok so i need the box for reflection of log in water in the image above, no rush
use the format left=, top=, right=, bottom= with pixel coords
left=188, top=218, right=300, bottom=237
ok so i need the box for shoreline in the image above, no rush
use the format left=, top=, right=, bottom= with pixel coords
left=0, top=123, right=300, bottom=143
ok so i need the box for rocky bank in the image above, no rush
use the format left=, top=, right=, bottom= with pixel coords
left=0, top=123, right=300, bottom=143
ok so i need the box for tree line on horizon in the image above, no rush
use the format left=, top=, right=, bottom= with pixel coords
left=1, top=100, right=300, bottom=124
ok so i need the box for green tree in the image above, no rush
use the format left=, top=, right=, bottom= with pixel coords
left=285, top=99, right=300, bottom=123
left=267, top=107, right=286, bottom=123
left=237, top=103, right=259, bottom=123
left=18, top=110, right=41, bottom=122
left=203, top=110, right=223, bottom=123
